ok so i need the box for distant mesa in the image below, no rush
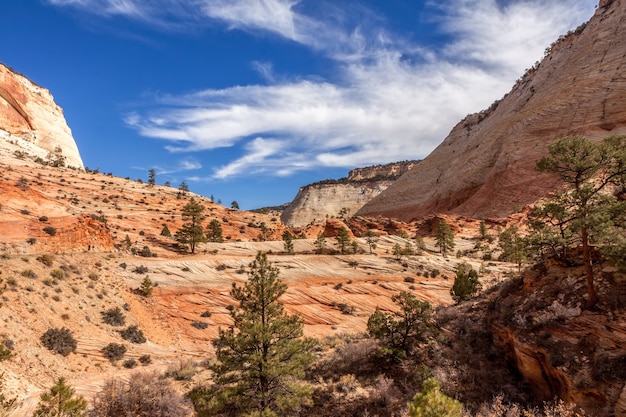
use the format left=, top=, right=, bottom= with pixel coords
left=0, top=63, right=84, bottom=169
left=280, top=160, right=419, bottom=227
left=358, top=0, right=626, bottom=221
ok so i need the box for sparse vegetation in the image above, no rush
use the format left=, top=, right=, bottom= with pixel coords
left=91, top=372, right=193, bottom=417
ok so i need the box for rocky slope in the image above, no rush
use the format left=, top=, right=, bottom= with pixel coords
left=281, top=161, right=418, bottom=227
left=0, top=63, right=83, bottom=169
left=358, top=0, right=626, bottom=221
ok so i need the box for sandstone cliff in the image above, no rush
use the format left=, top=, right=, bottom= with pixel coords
left=281, top=161, right=418, bottom=227
left=358, top=0, right=626, bottom=221
left=0, top=63, right=83, bottom=169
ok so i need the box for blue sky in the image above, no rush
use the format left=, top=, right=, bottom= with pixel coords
left=1, top=0, right=596, bottom=209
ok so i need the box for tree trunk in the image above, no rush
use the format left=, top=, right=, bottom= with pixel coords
left=581, top=227, right=597, bottom=308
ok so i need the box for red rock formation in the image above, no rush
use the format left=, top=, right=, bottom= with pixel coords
left=358, top=0, right=626, bottom=221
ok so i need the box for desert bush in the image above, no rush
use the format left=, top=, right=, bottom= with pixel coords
left=88, top=272, right=99, bottom=281
left=38, top=216, right=48, bottom=222
left=21, top=269, right=37, bottom=279
left=41, top=327, right=77, bottom=356
left=200, top=310, right=212, bottom=318
left=132, top=265, right=149, bottom=274
left=102, top=343, right=126, bottom=362
left=36, top=255, right=54, bottom=267
left=50, top=269, right=64, bottom=280
left=338, top=303, right=355, bottom=315
left=0, top=344, right=12, bottom=362
left=191, top=320, right=208, bottom=329
left=101, top=307, right=126, bottom=326
left=43, top=226, right=57, bottom=236
left=138, top=354, right=152, bottom=365
left=119, top=325, right=146, bottom=344
left=90, top=372, right=193, bottom=417
left=404, top=276, right=416, bottom=283
left=123, top=359, right=137, bottom=369
left=164, top=360, right=197, bottom=381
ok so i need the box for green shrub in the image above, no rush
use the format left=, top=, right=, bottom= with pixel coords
left=21, top=269, right=37, bottom=279
left=41, top=327, right=77, bottom=356
left=138, top=277, right=153, bottom=297
left=191, top=321, right=208, bottom=330
left=50, top=269, right=64, bottom=280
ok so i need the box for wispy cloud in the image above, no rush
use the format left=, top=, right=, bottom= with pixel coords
left=48, top=0, right=597, bottom=180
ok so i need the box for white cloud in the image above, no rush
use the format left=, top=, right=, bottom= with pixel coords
left=48, top=0, right=597, bottom=179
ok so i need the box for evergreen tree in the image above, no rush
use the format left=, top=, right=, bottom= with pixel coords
left=176, top=197, right=207, bottom=254
left=335, top=227, right=351, bottom=254
left=230, top=201, right=240, bottom=210
left=123, top=234, right=132, bottom=249
left=314, top=232, right=326, bottom=254
left=498, top=226, right=528, bottom=271
left=450, top=262, right=481, bottom=303
left=139, top=277, right=153, bottom=297
left=435, top=219, right=455, bottom=257
left=392, top=243, right=404, bottom=261
left=160, top=224, right=171, bottom=237
left=178, top=180, right=189, bottom=197
left=365, top=229, right=378, bottom=253
left=414, top=235, right=426, bottom=255
left=282, top=230, right=294, bottom=254
left=535, top=135, right=626, bottom=307
left=407, top=377, right=462, bottom=417
left=33, top=377, right=87, bottom=417
left=147, top=169, right=156, bottom=186
left=207, top=252, right=315, bottom=416
left=206, top=219, right=224, bottom=243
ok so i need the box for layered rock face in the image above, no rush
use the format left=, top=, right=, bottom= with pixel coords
left=281, top=161, right=418, bottom=227
left=358, top=0, right=626, bottom=221
left=0, top=63, right=83, bottom=168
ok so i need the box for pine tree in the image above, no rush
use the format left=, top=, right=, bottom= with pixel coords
left=160, top=224, right=171, bottom=237
left=282, top=230, right=294, bottom=254
left=176, top=197, right=206, bottom=254
left=33, top=377, right=87, bottom=417
left=335, top=227, right=351, bottom=254
left=450, top=262, right=481, bottom=303
left=147, top=169, right=156, bottom=186
left=498, top=226, right=528, bottom=271
left=407, top=377, right=462, bottom=417
left=435, top=219, right=455, bottom=257
left=367, top=291, right=434, bottom=356
left=206, top=219, right=224, bottom=243
left=535, top=135, right=626, bottom=307
left=207, top=252, right=315, bottom=416
left=365, top=229, right=378, bottom=253
left=314, top=232, right=326, bottom=254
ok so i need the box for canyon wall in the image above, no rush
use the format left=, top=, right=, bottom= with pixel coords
left=358, top=0, right=626, bottom=221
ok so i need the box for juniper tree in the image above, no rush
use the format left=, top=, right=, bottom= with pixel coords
left=450, top=262, right=481, bottom=303
left=148, top=169, right=156, bottom=186
left=367, top=291, right=434, bottom=357
left=176, top=197, right=206, bottom=254
left=205, top=252, right=315, bottom=416
left=535, top=135, right=626, bottom=307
